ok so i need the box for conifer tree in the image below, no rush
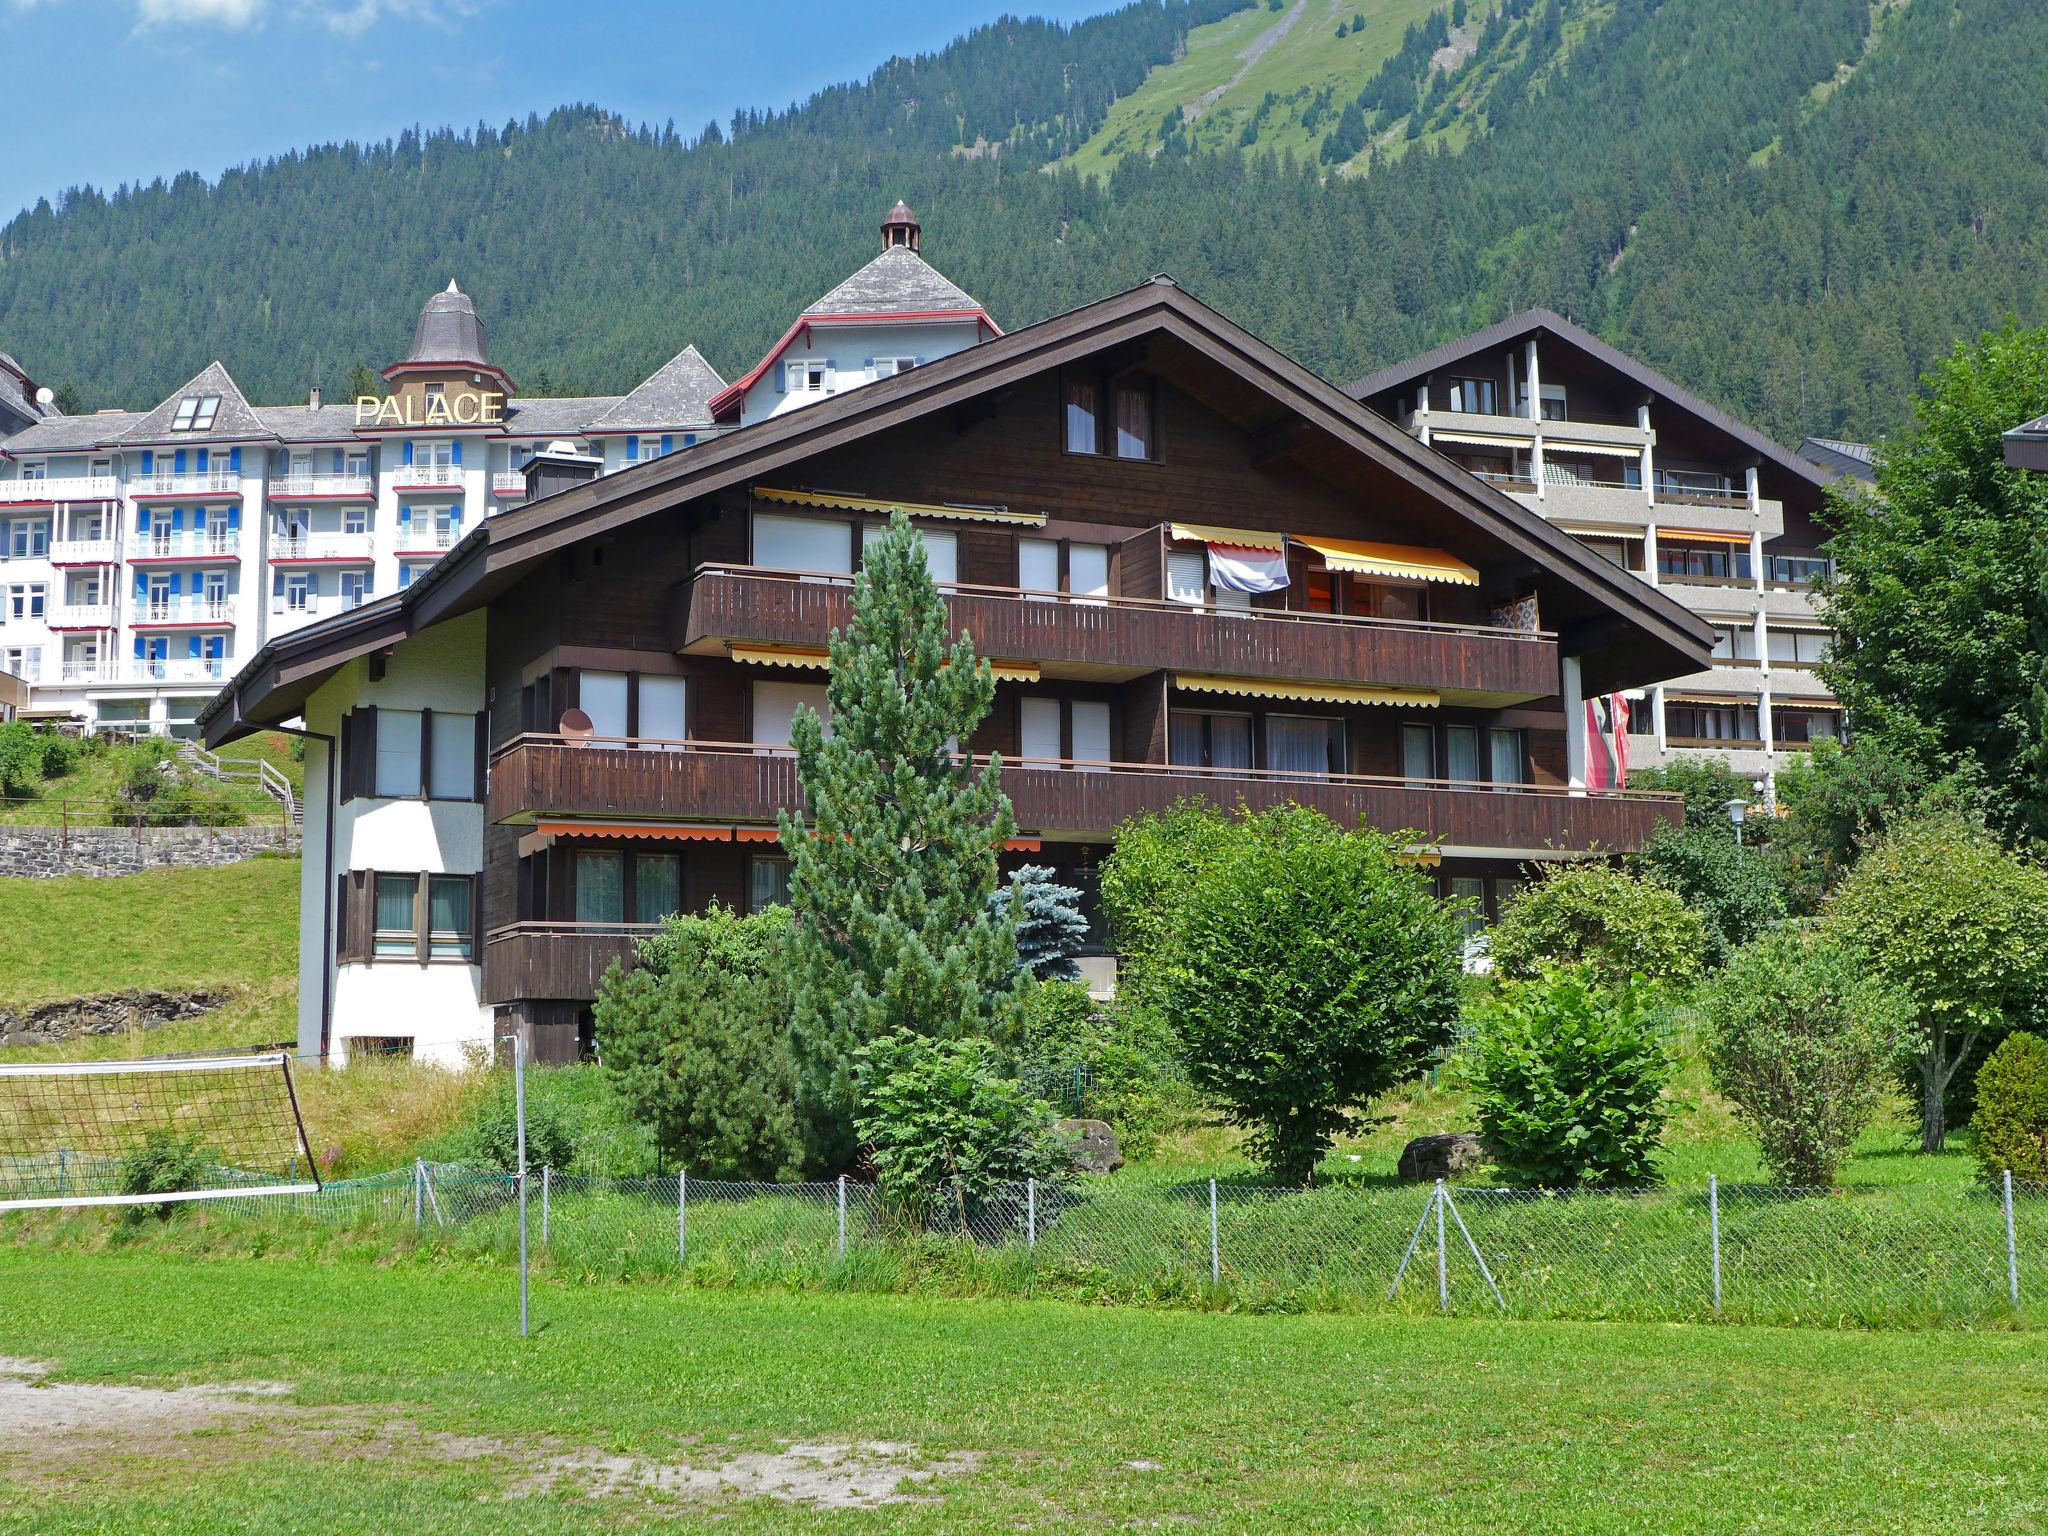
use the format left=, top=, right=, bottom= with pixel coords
left=989, top=864, right=1088, bottom=982
left=781, top=510, right=1021, bottom=1168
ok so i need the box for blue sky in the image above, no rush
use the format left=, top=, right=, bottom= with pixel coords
left=3, top=0, right=1117, bottom=219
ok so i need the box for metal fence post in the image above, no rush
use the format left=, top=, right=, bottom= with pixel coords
left=541, top=1166, right=551, bottom=1251
left=836, top=1174, right=847, bottom=1259
left=1436, top=1179, right=1448, bottom=1313
left=513, top=1028, right=528, bottom=1340
left=2004, top=1169, right=2020, bottom=1308
left=56, top=1148, right=66, bottom=1198
left=1709, top=1174, right=1723, bottom=1314
left=413, top=1159, right=423, bottom=1228
left=1208, top=1178, right=1220, bottom=1288
left=1026, top=1178, right=1036, bottom=1248
left=678, top=1169, right=688, bottom=1266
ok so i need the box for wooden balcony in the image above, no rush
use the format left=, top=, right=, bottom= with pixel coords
left=489, top=737, right=1680, bottom=856
left=482, top=921, right=658, bottom=1005
left=675, top=567, right=1559, bottom=703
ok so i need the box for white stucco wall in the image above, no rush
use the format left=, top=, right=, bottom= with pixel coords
left=738, top=319, right=984, bottom=425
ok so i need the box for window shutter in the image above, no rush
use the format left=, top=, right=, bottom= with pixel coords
left=914, top=356, right=927, bottom=367
left=229, top=447, right=241, bottom=473
left=683, top=433, right=697, bottom=447
left=474, top=712, right=488, bottom=803
left=334, top=872, right=350, bottom=963
left=660, top=435, right=673, bottom=456
left=187, top=635, right=201, bottom=660
left=197, top=449, right=209, bottom=473
left=132, top=635, right=144, bottom=660
left=331, top=449, right=343, bottom=473
left=137, top=507, right=151, bottom=532
left=626, top=436, right=639, bottom=462
left=175, top=450, right=188, bottom=475
left=399, top=566, right=413, bottom=590
left=469, top=873, right=482, bottom=964
left=863, top=357, right=874, bottom=371
left=416, top=871, right=430, bottom=966
left=402, top=440, right=414, bottom=467
left=450, top=440, right=462, bottom=467
left=419, top=708, right=434, bottom=801
left=133, top=569, right=147, bottom=600
left=140, top=451, right=153, bottom=475
left=775, top=365, right=788, bottom=395
left=271, top=571, right=285, bottom=614
left=398, top=504, right=412, bottom=534
left=168, top=572, right=182, bottom=598
left=171, top=509, right=184, bottom=533
left=227, top=506, right=240, bottom=531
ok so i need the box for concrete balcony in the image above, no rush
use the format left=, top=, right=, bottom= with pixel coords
left=0, top=475, right=120, bottom=505
left=132, top=471, right=243, bottom=500
left=393, top=524, right=462, bottom=557
left=121, top=658, right=230, bottom=684
left=390, top=464, right=464, bottom=490
left=269, top=532, right=375, bottom=564
left=127, top=531, right=240, bottom=563
left=45, top=600, right=116, bottom=630
left=269, top=473, right=375, bottom=502
left=491, top=472, right=529, bottom=497
left=1757, top=583, right=1827, bottom=622
left=47, top=536, right=122, bottom=566
left=131, top=598, right=236, bottom=628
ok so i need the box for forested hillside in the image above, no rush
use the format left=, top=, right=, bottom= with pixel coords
left=1, top=0, right=2042, bottom=446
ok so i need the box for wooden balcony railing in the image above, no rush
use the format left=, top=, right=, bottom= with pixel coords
left=489, top=736, right=1681, bottom=857
left=483, top=921, right=659, bottom=1005
left=676, top=566, right=1560, bottom=699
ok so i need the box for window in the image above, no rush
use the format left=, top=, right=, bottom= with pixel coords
left=639, top=675, right=688, bottom=745
left=1445, top=725, right=1482, bottom=783
left=1766, top=629, right=1830, bottom=667
left=20, top=462, right=45, bottom=481
left=1063, top=376, right=1098, bottom=454
left=1667, top=702, right=1761, bottom=743
left=1169, top=710, right=1253, bottom=771
left=1710, top=626, right=1761, bottom=663
left=1068, top=543, right=1109, bottom=601
left=1021, top=696, right=1112, bottom=768
left=1445, top=377, right=1499, bottom=415
left=1167, top=548, right=1248, bottom=610
left=1448, top=876, right=1488, bottom=942
left=1774, top=707, right=1843, bottom=745
left=340, top=571, right=368, bottom=611
left=346, top=1037, right=414, bottom=1061
left=7, top=519, right=48, bottom=559
left=635, top=854, right=681, bottom=922
left=1020, top=696, right=1061, bottom=763
left=286, top=573, right=311, bottom=612
left=1518, top=383, right=1568, bottom=421
left=1113, top=382, right=1153, bottom=460
left=862, top=522, right=957, bottom=584
left=1266, top=715, right=1343, bottom=779
left=427, top=875, right=473, bottom=959
left=202, top=571, right=228, bottom=612
left=1657, top=541, right=1751, bottom=583
left=579, top=670, right=630, bottom=741
left=373, top=874, right=419, bottom=957
left=784, top=360, right=831, bottom=394
left=1768, top=553, right=1832, bottom=587
left=374, top=709, right=423, bottom=798
left=752, top=680, right=829, bottom=748
left=2, top=645, right=42, bottom=681
left=1018, top=538, right=1109, bottom=601
left=1019, top=538, right=1059, bottom=593
left=427, top=710, right=476, bottom=800
left=575, top=851, right=626, bottom=923
left=1066, top=371, right=1158, bottom=459
left=871, top=357, right=916, bottom=380
left=1072, top=700, right=1111, bottom=767
left=753, top=512, right=852, bottom=577
left=749, top=856, right=792, bottom=913
left=145, top=575, right=171, bottom=619
left=1402, top=723, right=1436, bottom=781
left=5, top=584, right=44, bottom=621
left=170, top=394, right=221, bottom=433
left=1489, top=727, right=1527, bottom=787
left=344, top=508, right=369, bottom=535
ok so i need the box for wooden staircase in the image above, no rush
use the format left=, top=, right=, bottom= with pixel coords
left=177, top=739, right=301, bottom=833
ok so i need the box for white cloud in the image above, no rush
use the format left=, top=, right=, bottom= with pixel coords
left=16, top=0, right=484, bottom=33
left=134, top=0, right=268, bottom=25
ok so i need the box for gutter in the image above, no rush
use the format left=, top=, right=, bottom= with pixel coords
left=256, top=720, right=338, bottom=1063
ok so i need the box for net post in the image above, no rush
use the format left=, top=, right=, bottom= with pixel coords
left=541, top=1165, right=551, bottom=1251
left=2005, top=1169, right=2020, bottom=1309
left=1709, top=1174, right=1723, bottom=1314
left=677, top=1169, right=687, bottom=1267
left=836, top=1174, right=847, bottom=1259
left=57, top=1148, right=67, bottom=1198
left=1208, top=1178, right=1220, bottom=1288
left=1026, top=1177, right=1036, bottom=1249
left=513, top=1029, right=528, bottom=1341
left=1436, top=1179, right=1448, bottom=1313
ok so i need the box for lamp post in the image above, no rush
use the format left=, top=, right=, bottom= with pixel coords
left=1724, top=796, right=1748, bottom=846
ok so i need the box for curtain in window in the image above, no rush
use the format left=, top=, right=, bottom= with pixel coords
left=1114, top=385, right=1151, bottom=459
left=1402, top=724, right=1435, bottom=781
left=1064, top=378, right=1098, bottom=454
left=634, top=855, right=681, bottom=922
left=1267, top=716, right=1337, bottom=778
left=427, top=876, right=472, bottom=958
left=749, top=858, right=792, bottom=913
left=1446, top=726, right=1481, bottom=783
left=373, top=875, right=416, bottom=956
left=575, top=852, right=626, bottom=924
left=1168, top=712, right=1204, bottom=768
left=1490, top=728, right=1525, bottom=786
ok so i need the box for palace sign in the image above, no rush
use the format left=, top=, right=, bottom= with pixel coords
left=355, top=393, right=505, bottom=428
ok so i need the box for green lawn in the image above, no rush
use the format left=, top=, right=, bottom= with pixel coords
left=0, top=1248, right=2041, bottom=1532
left=0, top=733, right=294, bottom=826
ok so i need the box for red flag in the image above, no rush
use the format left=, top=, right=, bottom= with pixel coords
left=1611, top=694, right=1631, bottom=788
left=1583, top=698, right=1611, bottom=789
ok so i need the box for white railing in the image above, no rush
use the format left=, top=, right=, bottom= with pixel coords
left=133, top=597, right=236, bottom=626
left=391, top=463, right=463, bottom=488
left=125, top=658, right=229, bottom=683
left=395, top=523, right=461, bottom=552
left=270, top=473, right=375, bottom=501
left=491, top=472, right=528, bottom=495
left=0, top=475, right=121, bottom=504
left=127, top=530, right=239, bottom=560
left=60, top=663, right=114, bottom=684
left=45, top=601, right=115, bottom=629
left=270, top=532, right=374, bottom=562
left=135, top=470, right=243, bottom=497
left=47, top=536, right=121, bottom=565
left=273, top=593, right=373, bottom=621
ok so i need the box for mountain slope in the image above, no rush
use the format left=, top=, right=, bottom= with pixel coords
left=0, top=0, right=2042, bottom=450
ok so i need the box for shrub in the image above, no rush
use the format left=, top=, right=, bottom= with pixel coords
left=1489, top=861, right=1708, bottom=988
left=1972, top=1032, right=2048, bottom=1182
left=1630, top=757, right=1760, bottom=837
left=853, top=1030, right=1066, bottom=1228
left=453, top=1081, right=579, bottom=1174
left=595, top=903, right=805, bottom=1179
left=117, top=1129, right=208, bottom=1222
left=1702, top=930, right=1911, bottom=1185
left=1630, top=821, right=1786, bottom=966
left=0, top=720, right=52, bottom=797
left=1013, top=980, right=1196, bottom=1159
left=1135, top=807, right=1465, bottom=1183
left=1097, top=799, right=1242, bottom=1001
left=1468, top=967, right=1672, bottom=1187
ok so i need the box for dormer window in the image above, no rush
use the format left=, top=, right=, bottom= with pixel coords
left=171, top=394, right=221, bottom=432
left=786, top=361, right=832, bottom=395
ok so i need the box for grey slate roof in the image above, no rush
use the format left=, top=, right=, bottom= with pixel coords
left=802, top=246, right=983, bottom=318
left=2008, top=411, right=2048, bottom=439
left=400, top=280, right=492, bottom=367
left=1798, top=436, right=1875, bottom=483
left=0, top=353, right=46, bottom=427
left=119, top=361, right=274, bottom=445
left=3, top=410, right=144, bottom=453
left=585, top=345, right=726, bottom=431
left=501, top=396, right=623, bottom=436
left=253, top=404, right=362, bottom=442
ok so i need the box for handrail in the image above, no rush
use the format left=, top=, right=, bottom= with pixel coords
left=491, top=732, right=1681, bottom=804
left=689, top=564, right=1557, bottom=644
left=486, top=919, right=666, bottom=942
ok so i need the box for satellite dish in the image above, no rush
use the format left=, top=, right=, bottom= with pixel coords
left=34, top=387, right=54, bottom=407
left=558, top=707, right=595, bottom=746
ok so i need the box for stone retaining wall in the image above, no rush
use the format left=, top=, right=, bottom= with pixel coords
left=0, top=824, right=296, bottom=879
left=0, top=989, right=228, bottom=1048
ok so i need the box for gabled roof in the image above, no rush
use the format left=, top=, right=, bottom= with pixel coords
left=1798, top=436, right=1875, bottom=483
left=500, top=396, right=625, bottom=436
left=0, top=353, right=47, bottom=427
left=203, top=276, right=1714, bottom=745
left=1349, top=308, right=1830, bottom=496
left=253, top=404, right=362, bottom=442
left=802, top=245, right=984, bottom=319
left=2, top=410, right=144, bottom=454
left=119, top=361, right=273, bottom=445
left=2004, top=411, right=2048, bottom=472
left=585, top=345, right=726, bottom=432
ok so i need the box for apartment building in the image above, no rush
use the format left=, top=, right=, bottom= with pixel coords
left=1352, top=313, right=1843, bottom=789
left=201, top=215, right=1710, bottom=1065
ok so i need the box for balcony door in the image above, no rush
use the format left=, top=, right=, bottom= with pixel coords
left=1265, top=715, right=1344, bottom=780
left=752, top=679, right=830, bottom=748
left=1020, top=696, right=1111, bottom=769
left=862, top=522, right=956, bottom=585
left=1169, top=711, right=1253, bottom=772
left=753, top=512, right=851, bottom=579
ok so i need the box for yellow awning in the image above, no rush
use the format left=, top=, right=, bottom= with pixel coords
left=989, top=661, right=1041, bottom=684
left=1168, top=521, right=1287, bottom=552
left=753, top=486, right=1045, bottom=527
left=730, top=644, right=830, bottom=670
left=1175, top=673, right=1440, bottom=708
left=1546, top=439, right=1643, bottom=459
left=1290, top=535, right=1480, bottom=587
left=1659, top=526, right=1753, bottom=544
left=1431, top=430, right=1530, bottom=450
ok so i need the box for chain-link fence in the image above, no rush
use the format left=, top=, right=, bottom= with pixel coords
left=137, top=1160, right=2047, bottom=1328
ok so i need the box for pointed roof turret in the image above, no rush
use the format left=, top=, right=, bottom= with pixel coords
left=881, top=199, right=920, bottom=252
left=385, top=279, right=513, bottom=391
left=119, top=360, right=272, bottom=444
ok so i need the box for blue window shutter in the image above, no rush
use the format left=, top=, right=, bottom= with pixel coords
left=775, top=366, right=787, bottom=395
left=864, top=358, right=874, bottom=370
left=197, top=449, right=208, bottom=473
left=915, top=356, right=927, bottom=367
left=140, top=451, right=154, bottom=475
left=450, top=440, right=462, bottom=467
left=137, top=508, right=151, bottom=532
left=400, top=565, right=413, bottom=590
left=684, top=433, right=697, bottom=447
left=175, top=449, right=188, bottom=475
left=272, top=571, right=284, bottom=597
left=363, top=570, right=374, bottom=596
left=228, top=447, right=241, bottom=473
left=227, top=506, right=240, bottom=531
left=133, top=635, right=144, bottom=660
left=168, top=572, right=182, bottom=597
left=626, top=436, right=638, bottom=463
left=172, top=509, right=184, bottom=532
left=187, top=635, right=201, bottom=660
left=398, top=505, right=412, bottom=532
left=331, top=449, right=343, bottom=473
left=402, top=440, right=414, bottom=467
left=133, top=570, right=147, bottom=600
left=660, top=435, right=673, bottom=456
left=193, top=507, right=206, bottom=531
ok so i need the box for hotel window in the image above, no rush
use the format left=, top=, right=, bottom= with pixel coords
left=340, top=572, right=367, bottom=611
left=344, top=508, right=369, bottom=535
left=784, top=360, right=831, bottom=394
left=1667, top=701, right=1761, bottom=743
left=1768, top=552, right=1832, bottom=587
left=1169, top=710, right=1253, bottom=772
left=1402, top=723, right=1436, bottom=781
left=286, top=573, right=311, bottom=612
left=5, top=583, right=45, bottom=621
left=2, top=645, right=41, bottom=681
left=1489, top=727, right=1528, bottom=787
left=170, top=394, right=221, bottom=433
left=1445, top=377, right=1499, bottom=415
left=6, top=519, right=48, bottom=559
left=345, top=451, right=370, bottom=477
left=1657, top=540, right=1751, bottom=583
left=202, top=571, right=228, bottom=611
left=19, top=462, right=45, bottom=481
left=1445, top=724, right=1482, bottom=784
left=145, top=574, right=172, bottom=619
left=427, top=875, right=474, bottom=959
left=1266, top=715, right=1344, bottom=779
left=750, top=856, right=793, bottom=913
left=1767, top=629, right=1830, bottom=668
left=1774, top=706, right=1843, bottom=745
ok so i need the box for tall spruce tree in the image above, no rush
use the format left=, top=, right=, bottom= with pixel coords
left=989, top=864, right=1088, bottom=982
left=781, top=511, right=1021, bottom=1169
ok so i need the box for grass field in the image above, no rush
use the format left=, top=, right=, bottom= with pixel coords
left=0, top=731, right=298, bottom=826
left=0, top=1247, right=2041, bottom=1532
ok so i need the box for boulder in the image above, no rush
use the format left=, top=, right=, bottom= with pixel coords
left=1058, top=1118, right=1123, bottom=1175
left=1396, top=1132, right=1486, bottom=1183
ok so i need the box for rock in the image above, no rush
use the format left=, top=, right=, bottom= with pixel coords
left=0, top=988, right=227, bottom=1049
left=1057, top=1118, right=1123, bottom=1175
left=1396, top=1132, right=1486, bottom=1183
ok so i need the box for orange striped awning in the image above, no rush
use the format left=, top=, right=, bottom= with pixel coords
left=1658, top=526, right=1752, bottom=544
left=1003, top=837, right=1042, bottom=853
left=534, top=820, right=732, bottom=842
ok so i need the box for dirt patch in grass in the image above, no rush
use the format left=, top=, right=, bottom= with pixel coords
left=0, top=1357, right=977, bottom=1510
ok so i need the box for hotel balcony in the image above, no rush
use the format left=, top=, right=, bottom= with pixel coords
left=128, top=531, right=239, bottom=563
left=121, top=658, right=229, bottom=684
left=47, top=535, right=122, bottom=566
left=131, top=598, right=236, bottom=628
left=269, top=473, right=375, bottom=503
left=393, top=524, right=462, bottom=558
left=390, top=463, right=464, bottom=491
left=491, top=472, right=529, bottom=498
left=269, top=532, right=375, bottom=564
left=132, top=470, right=243, bottom=500
left=0, top=475, right=121, bottom=506
left=676, top=567, right=1560, bottom=703
left=487, top=738, right=1680, bottom=857
left=45, top=600, right=116, bottom=630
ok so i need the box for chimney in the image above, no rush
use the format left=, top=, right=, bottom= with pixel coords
left=522, top=439, right=604, bottom=501
left=308, top=386, right=322, bottom=410
left=881, top=199, right=921, bottom=253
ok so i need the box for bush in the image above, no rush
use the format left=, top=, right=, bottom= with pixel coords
left=117, top=1129, right=209, bottom=1222
left=1702, top=930, right=1911, bottom=1185
left=1126, top=807, right=1465, bottom=1183
left=1972, top=1032, right=2048, bottom=1182
left=1490, top=861, right=1709, bottom=988
left=1097, top=799, right=1243, bottom=1002
left=0, top=720, right=53, bottom=797
left=1630, top=821, right=1786, bottom=966
left=853, top=1030, right=1067, bottom=1228
left=1468, top=967, right=1672, bottom=1187
left=451, top=1080, right=579, bottom=1174
left=1012, top=980, right=1196, bottom=1159
left=595, top=903, right=805, bottom=1179
left=1630, top=757, right=1758, bottom=837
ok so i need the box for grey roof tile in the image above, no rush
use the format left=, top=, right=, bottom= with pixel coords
left=500, top=396, right=623, bottom=436
left=119, top=361, right=274, bottom=444
left=399, top=280, right=492, bottom=368
left=253, top=404, right=364, bottom=441
left=586, top=345, right=725, bottom=431
left=3, top=411, right=144, bottom=452
left=802, top=246, right=983, bottom=318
